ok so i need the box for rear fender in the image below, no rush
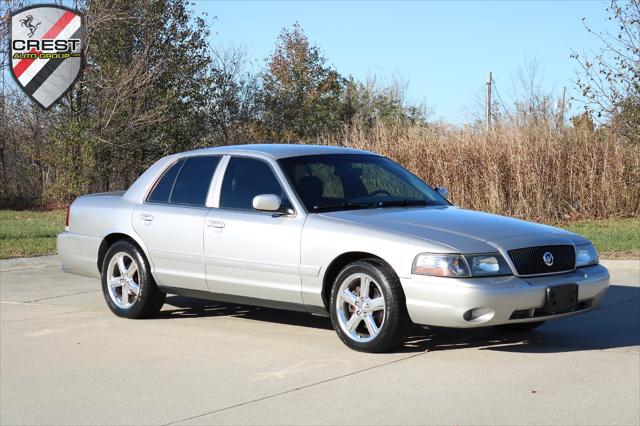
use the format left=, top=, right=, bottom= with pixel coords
left=98, top=226, right=155, bottom=274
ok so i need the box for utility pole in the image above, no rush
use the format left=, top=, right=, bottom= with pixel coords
left=485, top=72, right=492, bottom=131
left=560, top=86, right=566, bottom=127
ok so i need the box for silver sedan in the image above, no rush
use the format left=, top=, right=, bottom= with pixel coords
left=57, top=144, right=609, bottom=352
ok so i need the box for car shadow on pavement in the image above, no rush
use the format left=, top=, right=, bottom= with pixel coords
left=159, top=285, right=639, bottom=354
left=400, top=284, right=639, bottom=354
left=159, top=295, right=334, bottom=330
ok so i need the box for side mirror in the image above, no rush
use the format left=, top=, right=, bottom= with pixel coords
left=435, top=186, right=449, bottom=200
left=252, top=194, right=282, bottom=212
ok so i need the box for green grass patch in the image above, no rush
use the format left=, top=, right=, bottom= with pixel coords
left=557, top=218, right=640, bottom=259
left=0, top=210, right=66, bottom=259
left=0, top=210, right=638, bottom=260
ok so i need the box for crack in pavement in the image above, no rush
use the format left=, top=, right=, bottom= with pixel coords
left=0, top=289, right=101, bottom=304
left=163, top=352, right=426, bottom=425
left=25, top=289, right=101, bottom=303
left=0, top=265, right=59, bottom=273
left=600, top=296, right=640, bottom=309
left=1, top=309, right=89, bottom=324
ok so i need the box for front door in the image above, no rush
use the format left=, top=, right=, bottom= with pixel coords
left=204, top=156, right=305, bottom=303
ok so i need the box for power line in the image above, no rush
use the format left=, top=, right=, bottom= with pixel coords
left=491, top=76, right=513, bottom=120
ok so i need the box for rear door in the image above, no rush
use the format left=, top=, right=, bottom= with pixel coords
left=133, top=155, right=220, bottom=290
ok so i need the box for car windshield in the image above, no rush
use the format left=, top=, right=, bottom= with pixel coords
left=278, top=154, right=449, bottom=212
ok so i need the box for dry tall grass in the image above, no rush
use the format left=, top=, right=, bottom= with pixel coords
left=315, top=122, right=640, bottom=222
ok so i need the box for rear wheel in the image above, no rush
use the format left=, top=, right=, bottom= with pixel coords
left=329, top=260, right=409, bottom=352
left=101, top=240, right=165, bottom=319
left=495, top=321, right=545, bottom=332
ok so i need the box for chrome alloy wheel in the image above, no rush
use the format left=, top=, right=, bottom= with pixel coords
left=106, top=252, right=140, bottom=309
left=336, top=273, right=386, bottom=342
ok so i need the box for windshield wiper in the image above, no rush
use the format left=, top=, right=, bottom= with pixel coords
left=312, top=202, right=375, bottom=212
left=376, top=199, right=429, bottom=208
left=313, top=199, right=430, bottom=212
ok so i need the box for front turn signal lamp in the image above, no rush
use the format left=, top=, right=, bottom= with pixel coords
left=412, top=253, right=512, bottom=278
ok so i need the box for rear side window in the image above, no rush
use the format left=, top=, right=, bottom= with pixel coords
left=147, top=159, right=183, bottom=203
left=170, top=156, right=220, bottom=206
left=220, top=157, right=289, bottom=210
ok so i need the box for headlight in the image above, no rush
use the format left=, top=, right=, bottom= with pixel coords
left=412, top=254, right=470, bottom=277
left=466, top=253, right=512, bottom=276
left=575, top=243, right=599, bottom=267
left=412, top=252, right=512, bottom=277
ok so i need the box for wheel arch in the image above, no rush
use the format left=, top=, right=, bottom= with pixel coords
left=321, top=251, right=398, bottom=310
left=97, top=231, right=151, bottom=274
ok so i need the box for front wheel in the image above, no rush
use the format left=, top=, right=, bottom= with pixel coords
left=329, top=260, right=409, bottom=352
left=101, top=240, right=166, bottom=319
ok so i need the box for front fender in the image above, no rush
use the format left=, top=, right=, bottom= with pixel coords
left=300, top=214, right=454, bottom=308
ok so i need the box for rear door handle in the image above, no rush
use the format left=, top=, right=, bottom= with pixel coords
left=206, top=220, right=225, bottom=229
left=140, top=214, right=154, bottom=222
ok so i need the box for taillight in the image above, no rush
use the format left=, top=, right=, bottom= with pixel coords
left=65, top=205, right=70, bottom=229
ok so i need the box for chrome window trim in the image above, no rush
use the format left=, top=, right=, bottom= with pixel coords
left=142, top=201, right=211, bottom=211
left=206, top=155, right=230, bottom=208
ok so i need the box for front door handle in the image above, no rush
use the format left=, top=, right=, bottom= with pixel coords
left=206, top=220, right=225, bottom=229
left=140, top=214, right=154, bottom=222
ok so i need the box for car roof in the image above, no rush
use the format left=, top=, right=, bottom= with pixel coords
left=182, top=143, right=377, bottom=160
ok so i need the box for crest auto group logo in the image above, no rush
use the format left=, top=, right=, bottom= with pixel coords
left=9, top=5, right=83, bottom=110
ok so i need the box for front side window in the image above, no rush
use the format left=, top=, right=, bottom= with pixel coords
left=279, top=154, right=448, bottom=212
left=220, top=157, right=290, bottom=211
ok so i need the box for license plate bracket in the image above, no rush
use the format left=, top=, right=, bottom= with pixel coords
left=542, top=284, right=578, bottom=315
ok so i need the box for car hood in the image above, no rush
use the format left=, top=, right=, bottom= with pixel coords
left=319, top=206, right=586, bottom=253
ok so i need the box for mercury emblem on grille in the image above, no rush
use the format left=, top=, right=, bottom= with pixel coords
left=543, top=252, right=554, bottom=266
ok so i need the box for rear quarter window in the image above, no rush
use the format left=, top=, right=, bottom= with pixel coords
left=147, top=159, right=184, bottom=203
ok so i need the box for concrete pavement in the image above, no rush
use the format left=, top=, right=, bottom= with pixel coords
left=1, top=256, right=638, bottom=425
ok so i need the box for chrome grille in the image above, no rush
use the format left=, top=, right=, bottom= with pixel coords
left=507, top=245, right=575, bottom=276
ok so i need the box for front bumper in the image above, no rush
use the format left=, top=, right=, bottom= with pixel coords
left=401, top=264, right=609, bottom=328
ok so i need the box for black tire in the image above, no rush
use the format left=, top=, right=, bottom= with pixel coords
left=329, top=259, right=409, bottom=353
left=101, top=240, right=166, bottom=319
left=495, top=321, right=545, bottom=332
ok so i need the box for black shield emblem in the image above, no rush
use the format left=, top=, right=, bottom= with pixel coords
left=9, top=5, right=83, bottom=110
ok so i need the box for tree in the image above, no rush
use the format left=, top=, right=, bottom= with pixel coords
left=343, top=76, right=428, bottom=128
left=206, top=43, right=259, bottom=144
left=572, top=0, right=640, bottom=142
left=258, top=23, right=346, bottom=141
left=1, top=0, right=216, bottom=205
